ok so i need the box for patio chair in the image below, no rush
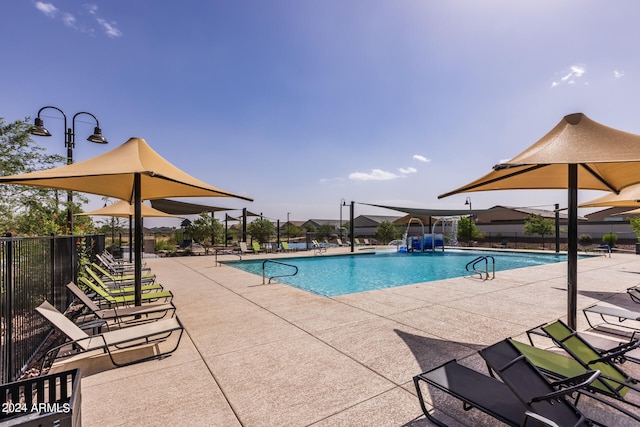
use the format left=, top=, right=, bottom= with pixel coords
left=67, top=282, right=175, bottom=328
left=239, top=242, right=254, bottom=254
left=627, top=286, right=640, bottom=304
left=36, top=301, right=183, bottom=371
left=311, top=240, right=327, bottom=254
left=414, top=347, right=598, bottom=426
left=280, top=241, right=293, bottom=252
left=582, top=304, right=640, bottom=336
left=78, top=276, right=173, bottom=308
left=90, top=262, right=156, bottom=285
left=480, top=339, right=640, bottom=425
left=97, top=253, right=152, bottom=275
left=85, top=266, right=163, bottom=295
left=252, top=241, right=264, bottom=253
left=509, top=338, right=640, bottom=412
left=542, top=319, right=640, bottom=365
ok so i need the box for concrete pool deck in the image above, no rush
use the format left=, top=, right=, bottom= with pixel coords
left=80, top=247, right=640, bottom=426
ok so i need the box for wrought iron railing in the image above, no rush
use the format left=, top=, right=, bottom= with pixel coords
left=0, top=234, right=104, bottom=384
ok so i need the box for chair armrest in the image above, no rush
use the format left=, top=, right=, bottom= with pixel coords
left=530, top=370, right=600, bottom=403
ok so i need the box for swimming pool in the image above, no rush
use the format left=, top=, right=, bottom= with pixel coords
left=225, top=249, right=580, bottom=297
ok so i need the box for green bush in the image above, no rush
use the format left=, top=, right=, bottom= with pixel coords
left=602, top=233, right=618, bottom=247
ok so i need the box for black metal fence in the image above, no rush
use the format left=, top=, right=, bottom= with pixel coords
left=0, top=234, right=105, bottom=384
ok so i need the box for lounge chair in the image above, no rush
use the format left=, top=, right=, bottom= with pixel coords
left=97, top=253, right=151, bottom=275
left=311, top=240, right=327, bottom=254
left=414, top=341, right=600, bottom=426
left=78, top=276, right=173, bottom=308
left=509, top=338, right=640, bottom=412
left=480, top=339, right=640, bottom=425
left=36, top=301, right=183, bottom=371
left=542, top=319, right=640, bottom=365
left=67, top=282, right=175, bottom=328
left=252, top=241, right=264, bottom=253
left=85, top=266, right=163, bottom=295
left=239, top=242, right=254, bottom=254
left=90, top=262, right=156, bottom=285
left=280, top=241, right=293, bottom=252
left=583, top=304, right=640, bottom=336
left=627, top=286, right=640, bottom=304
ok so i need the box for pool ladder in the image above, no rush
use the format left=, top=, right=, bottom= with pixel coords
left=466, top=255, right=495, bottom=280
left=262, top=259, right=299, bottom=284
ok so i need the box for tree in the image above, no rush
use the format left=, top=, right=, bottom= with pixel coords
left=191, top=213, right=225, bottom=254
left=282, top=223, right=304, bottom=240
left=374, top=221, right=401, bottom=244
left=247, top=218, right=275, bottom=244
left=523, top=214, right=554, bottom=248
left=315, top=224, right=334, bottom=240
left=457, top=216, right=482, bottom=245
left=0, top=117, right=81, bottom=236
left=629, top=217, right=640, bottom=241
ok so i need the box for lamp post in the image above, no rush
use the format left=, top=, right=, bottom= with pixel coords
left=339, top=198, right=346, bottom=240
left=287, top=212, right=291, bottom=243
left=30, top=106, right=108, bottom=234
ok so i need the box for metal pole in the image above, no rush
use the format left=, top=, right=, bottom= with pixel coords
left=567, top=164, right=578, bottom=330
left=555, top=203, right=560, bottom=253
left=242, top=208, right=247, bottom=242
left=350, top=201, right=355, bottom=253
left=134, top=173, right=142, bottom=306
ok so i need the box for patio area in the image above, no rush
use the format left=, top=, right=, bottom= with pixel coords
left=79, top=248, right=640, bottom=426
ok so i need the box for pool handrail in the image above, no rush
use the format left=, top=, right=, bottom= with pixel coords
left=214, top=249, right=242, bottom=266
left=466, top=255, right=495, bottom=280
left=262, top=259, right=299, bottom=284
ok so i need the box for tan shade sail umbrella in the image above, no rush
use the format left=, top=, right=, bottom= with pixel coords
left=438, top=113, right=640, bottom=329
left=0, top=137, right=252, bottom=305
left=77, top=200, right=177, bottom=218
left=579, top=183, right=640, bottom=208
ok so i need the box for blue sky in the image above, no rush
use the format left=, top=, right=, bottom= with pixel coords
left=3, top=1, right=640, bottom=227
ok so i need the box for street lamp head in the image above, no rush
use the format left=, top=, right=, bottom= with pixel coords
left=88, top=126, right=108, bottom=144
left=464, top=197, right=471, bottom=206
left=31, top=117, right=52, bottom=137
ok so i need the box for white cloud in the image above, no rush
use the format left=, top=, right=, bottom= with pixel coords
left=398, top=167, right=417, bottom=175
left=35, top=2, right=57, bottom=17
left=349, top=169, right=400, bottom=181
left=97, top=18, right=122, bottom=37
left=34, top=2, right=122, bottom=37
left=61, top=13, right=75, bottom=27
left=413, top=154, right=430, bottom=162
left=551, top=64, right=586, bottom=87
left=614, top=70, right=624, bottom=78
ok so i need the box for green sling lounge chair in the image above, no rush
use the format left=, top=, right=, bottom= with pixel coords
left=414, top=341, right=600, bottom=426
left=85, top=267, right=163, bottom=295
left=509, top=338, right=640, bottom=412
left=78, top=276, right=173, bottom=308
left=542, top=319, right=640, bottom=365
left=90, top=262, right=156, bottom=285
left=481, top=339, right=640, bottom=425
left=251, top=241, right=264, bottom=253
left=67, top=282, right=175, bottom=328
left=36, top=301, right=183, bottom=371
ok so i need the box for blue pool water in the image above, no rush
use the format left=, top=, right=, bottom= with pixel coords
left=225, top=249, right=579, bottom=297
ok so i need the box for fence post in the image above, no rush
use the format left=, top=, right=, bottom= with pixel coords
left=50, top=234, right=56, bottom=305
left=4, top=232, right=13, bottom=383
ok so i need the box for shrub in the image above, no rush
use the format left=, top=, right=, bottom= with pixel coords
left=578, top=234, right=593, bottom=247
left=602, top=233, right=618, bottom=247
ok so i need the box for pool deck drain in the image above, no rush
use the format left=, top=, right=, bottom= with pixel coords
left=80, top=247, right=640, bottom=426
